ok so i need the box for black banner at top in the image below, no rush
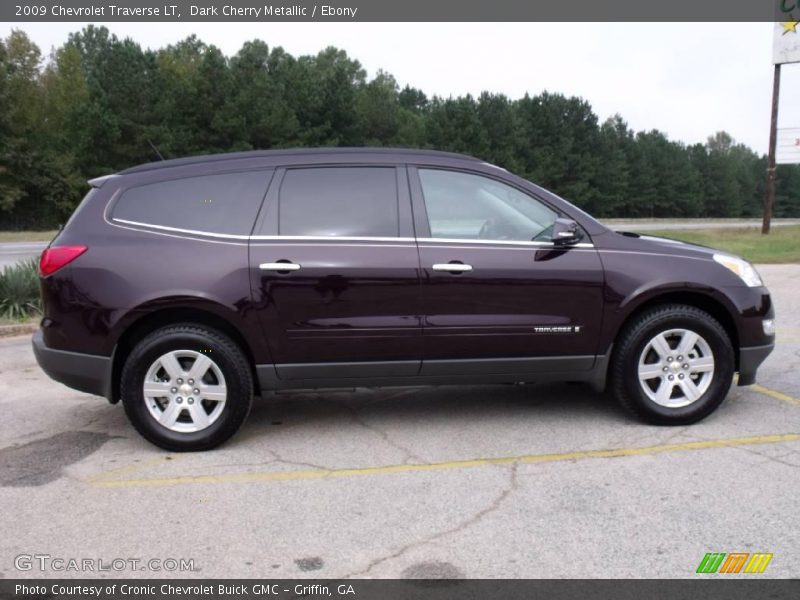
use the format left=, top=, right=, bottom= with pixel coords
left=0, top=0, right=795, bottom=22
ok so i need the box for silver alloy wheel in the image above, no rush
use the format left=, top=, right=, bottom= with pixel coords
left=143, top=350, right=227, bottom=433
left=637, top=328, right=715, bottom=408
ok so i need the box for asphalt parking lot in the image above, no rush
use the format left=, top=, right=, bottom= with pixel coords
left=0, top=265, right=798, bottom=580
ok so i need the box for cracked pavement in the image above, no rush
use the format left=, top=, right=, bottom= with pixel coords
left=0, top=264, right=798, bottom=579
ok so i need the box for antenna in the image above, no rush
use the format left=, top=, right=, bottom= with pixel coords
left=147, top=139, right=165, bottom=161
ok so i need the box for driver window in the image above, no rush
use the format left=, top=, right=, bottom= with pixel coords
left=418, top=169, right=558, bottom=242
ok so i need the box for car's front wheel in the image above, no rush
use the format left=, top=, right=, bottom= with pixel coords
left=611, top=304, right=734, bottom=424
left=120, top=324, right=253, bottom=451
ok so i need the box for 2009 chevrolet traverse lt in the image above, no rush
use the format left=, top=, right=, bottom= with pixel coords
left=32, top=148, right=775, bottom=451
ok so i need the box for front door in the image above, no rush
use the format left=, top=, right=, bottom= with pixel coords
left=249, top=165, right=422, bottom=380
left=409, top=167, right=605, bottom=376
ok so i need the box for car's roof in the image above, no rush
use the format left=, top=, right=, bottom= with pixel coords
left=118, top=147, right=482, bottom=175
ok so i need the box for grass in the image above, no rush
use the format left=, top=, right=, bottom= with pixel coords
left=0, top=230, right=57, bottom=242
left=643, top=225, right=800, bottom=264
left=0, top=257, right=41, bottom=320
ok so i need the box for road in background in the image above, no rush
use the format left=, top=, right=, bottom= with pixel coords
left=0, top=265, right=797, bottom=578
left=0, top=242, right=47, bottom=270
left=603, top=218, right=800, bottom=231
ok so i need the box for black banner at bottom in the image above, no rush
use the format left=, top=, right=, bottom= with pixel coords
left=1, top=579, right=799, bottom=600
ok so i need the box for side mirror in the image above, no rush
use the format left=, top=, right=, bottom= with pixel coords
left=552, top=218, right=581, bottom=246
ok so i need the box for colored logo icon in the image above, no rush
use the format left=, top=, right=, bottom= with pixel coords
left=696, top=552, right=773, bottom=574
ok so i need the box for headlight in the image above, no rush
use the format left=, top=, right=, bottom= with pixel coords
left=713, top=254, right=763, bottom=287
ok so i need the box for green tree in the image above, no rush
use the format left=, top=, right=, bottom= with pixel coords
left=775, top=163, right=800, bottom=218
left=398, top=85, right=428, bottom=113
left=0, top=29, right=798, bottom=229
left=591, top=116, right=633, bottom=217
left=0, top=38, right=25, bottom=215
left=426, top=95, right=489, bottom=157
left=222, top=42, right=299, bottom=150
left=476, top=93, right=522, bottom=173
left=515, top=92, right=600, bottom=210
left=356, top=70, right=401, bottom=145
left=285, top=47, right=365, bottom=146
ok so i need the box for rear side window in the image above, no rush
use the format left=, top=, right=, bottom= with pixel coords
left=111, top=171, right=271, bottom=236
left=279, top=167, right=399, bottom=237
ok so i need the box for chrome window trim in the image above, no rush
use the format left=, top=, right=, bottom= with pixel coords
left=110, top=218, right=252, bottom=240
left=417, top=237, right=594, bottom=249
left=106, top=218, right=247, bottom=246
left=108, top=219, right=594, bottom=249
left=252, top=243, right=417, bottom=248
left=250, top=235, right=415, bottom=242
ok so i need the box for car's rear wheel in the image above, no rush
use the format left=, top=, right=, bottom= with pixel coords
left=611, top=304, right=734, bottom=424
left=121, top=324, right=252, bottom=451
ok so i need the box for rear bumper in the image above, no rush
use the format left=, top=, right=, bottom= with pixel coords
left=737, top=343, right=775, bottom=386
left=32, top=330, right=112, bottom=399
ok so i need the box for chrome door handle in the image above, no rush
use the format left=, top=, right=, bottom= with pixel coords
left=259, top=262, right=301, bottom=271
left=432, top=263, right=472, bottom=273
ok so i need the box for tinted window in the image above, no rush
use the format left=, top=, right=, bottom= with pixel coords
left=112, top=171, right=270, bottom=235
left=279, top=168, right=399, bottom=237
left=419, top=169, right=557, bottom=242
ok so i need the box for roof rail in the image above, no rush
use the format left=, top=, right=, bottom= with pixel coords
left=118, top=147, right=482, bottom=175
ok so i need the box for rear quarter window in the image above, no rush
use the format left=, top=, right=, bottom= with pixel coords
left=111, top=171, right=271, bottom=236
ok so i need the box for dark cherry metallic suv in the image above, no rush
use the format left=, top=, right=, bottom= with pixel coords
left=32, top=148, right=775, bottom=451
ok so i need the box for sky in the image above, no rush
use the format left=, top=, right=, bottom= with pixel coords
left=2, top=21, right=799, bottom=155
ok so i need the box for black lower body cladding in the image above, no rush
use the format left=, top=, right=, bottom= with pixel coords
left=32, top=330, right=113, bottom=399
left=737, top=343, right=775, bottom=385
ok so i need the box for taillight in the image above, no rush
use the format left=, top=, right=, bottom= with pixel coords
left=39, top=245, right=88, bottom=277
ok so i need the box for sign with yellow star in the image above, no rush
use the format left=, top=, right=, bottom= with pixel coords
left=775, top=1, right=800, bottom=64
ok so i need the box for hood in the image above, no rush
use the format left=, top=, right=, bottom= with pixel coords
left=604, top=230, right=723, bottom=260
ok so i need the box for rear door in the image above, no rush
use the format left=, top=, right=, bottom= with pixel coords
left=410, top=166, right=605, bottom=376
left=249, top=165, right=422, bottom=380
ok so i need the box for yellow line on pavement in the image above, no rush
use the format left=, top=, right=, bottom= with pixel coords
left=751, top=384, right=800, bottom=407
left=87, top=432, right=800, bottom=489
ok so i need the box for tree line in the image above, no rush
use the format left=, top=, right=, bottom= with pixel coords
left=1, top=26, right=798, bottom=229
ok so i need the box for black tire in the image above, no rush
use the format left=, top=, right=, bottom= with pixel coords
left=121, top=323, right=253, bottom=451
left=611, top=304, right=734, bottom=425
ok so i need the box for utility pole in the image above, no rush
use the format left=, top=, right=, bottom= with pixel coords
left=762, top=63, right=781, bottom=235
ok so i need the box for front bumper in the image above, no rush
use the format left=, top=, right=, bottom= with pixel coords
left=737, top=343, right=775, bottom=386
left=32, top=330, right=112, bottom=399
